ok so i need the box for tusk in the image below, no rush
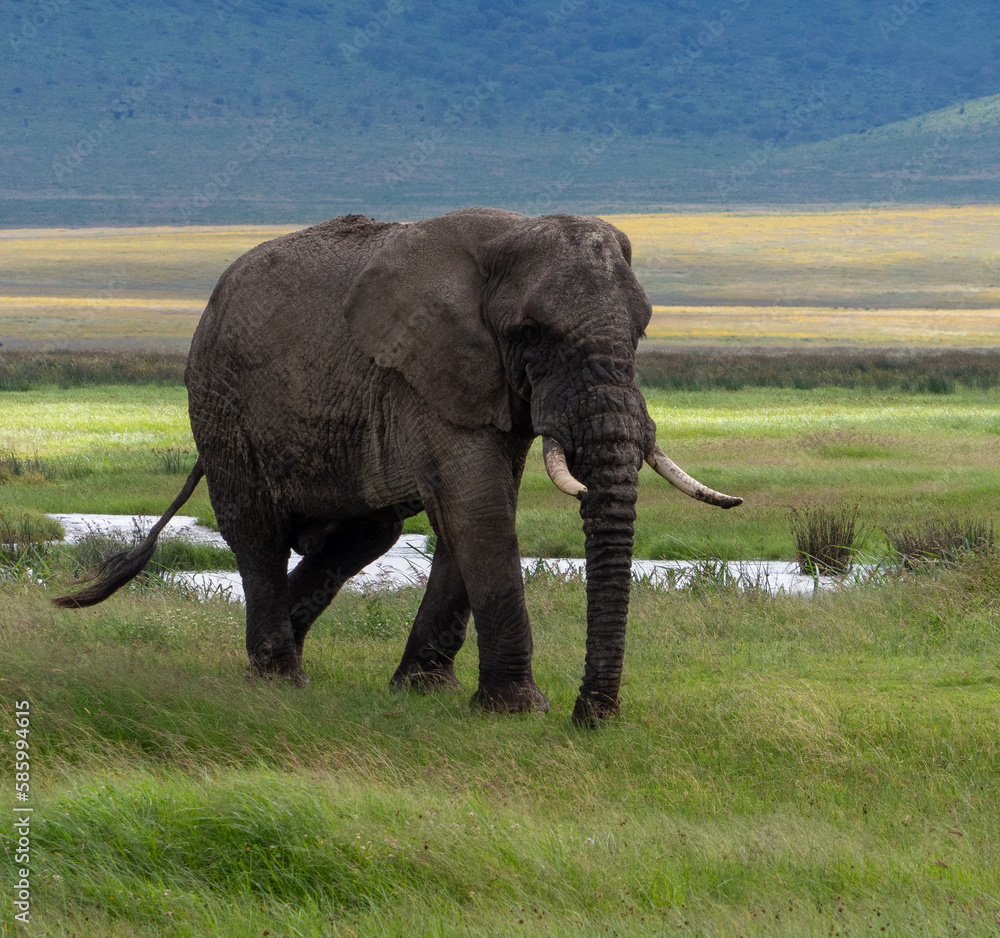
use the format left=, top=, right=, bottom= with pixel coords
left=645, top=444, right=743, bottom=509
left=543, top=437, right=587, bottom=499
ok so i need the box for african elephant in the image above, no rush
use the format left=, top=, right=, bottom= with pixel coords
left=54, top=208, right=741, bottom=724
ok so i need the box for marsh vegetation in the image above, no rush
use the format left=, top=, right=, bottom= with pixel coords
left=2, top=377, right=999, bottom=561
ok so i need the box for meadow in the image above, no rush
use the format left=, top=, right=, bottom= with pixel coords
left=2, top=551, right=1000, bottom=936
left=3, top=206, right=1000, bottom=349
left=2, top=208, right=1000, bottom=935
left=2, top=371, right=999, bottom=562
left=0, top=225, right=294, bottom=350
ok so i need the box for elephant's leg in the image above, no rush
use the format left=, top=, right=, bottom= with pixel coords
left=391, top=539, right=470, bottom=691
left=286, top=519, right=403, bottom=660
left=459, top=522, right=547, bottom=714
left=240, top=546, right=303, bottom=682
left=419, top=473, right=547, bottom=714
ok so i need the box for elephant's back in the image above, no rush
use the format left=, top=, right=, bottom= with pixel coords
left=188, top=216, right=402, bottom=377
left=185, top=216, right=408, bottom=518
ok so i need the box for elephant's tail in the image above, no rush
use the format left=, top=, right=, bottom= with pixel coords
left=52, top=461, right=206, bottom=609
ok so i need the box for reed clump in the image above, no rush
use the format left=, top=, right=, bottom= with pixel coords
left=887, top=516, right=995, bottom=569
left=790, top=504, right=865, bottom=576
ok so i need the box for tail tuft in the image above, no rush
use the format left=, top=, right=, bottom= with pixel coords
left=51, top=460, right=204, bottom=609
left=52, top=538, right=160, bottom=608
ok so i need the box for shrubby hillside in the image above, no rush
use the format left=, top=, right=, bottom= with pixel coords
left=2, top=0, right=998, bottom=224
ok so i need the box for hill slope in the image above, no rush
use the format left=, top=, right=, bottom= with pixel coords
left=2, top=1, right=999, bottom=224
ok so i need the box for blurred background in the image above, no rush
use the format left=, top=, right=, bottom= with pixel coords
left=3, top=0, right=998, bottom=226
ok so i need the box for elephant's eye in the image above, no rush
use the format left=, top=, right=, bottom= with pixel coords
left=501, top=317, right=541, bottom=343
left=520, top=320, right=545, bottom=345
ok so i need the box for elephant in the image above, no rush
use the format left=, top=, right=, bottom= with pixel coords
left=54, top=207, right=741, bottom=724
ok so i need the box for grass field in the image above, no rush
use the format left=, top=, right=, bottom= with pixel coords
left=643, top=305, right=1000, bottom=346
left=2, top=556, right=1000, bottom=936
left=615, top=206, right=1000, bottom=309
left=0, top=224, right=294, bottom=349
left=2, top=382, right=999, bottom=561
left=2, top=210, right=1000, bottom=935
left=3, top=207, right=1000, bottom=349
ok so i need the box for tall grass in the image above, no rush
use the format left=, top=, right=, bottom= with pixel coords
left=0, top=509, right=236, bottom=594
left=4, top=380, right=1000, bottom=561
left=3, top=556, right=1000, bottom=935
left=886, top=516, right=996, bottom=569
left=69, top=520, right=237, bottom=577
left=0, top=511, right=62, bottom=582
left=0, top=448, right=98, bottom=483
left=636, top=346, right=1000, bottom=392
left=150, top=447, right=196, bottom=475
left=0, top=350, right=187, bottom=391
left=0, top=449, right=48, bottom=482
left=789, top=504, right=867, bottom=576
left=6, top=347, right=1000, bottom=394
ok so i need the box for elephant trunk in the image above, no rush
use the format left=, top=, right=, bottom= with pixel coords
left=573, top=436, right=642, bottom=726
left=529, top=363, right=648, bottom=724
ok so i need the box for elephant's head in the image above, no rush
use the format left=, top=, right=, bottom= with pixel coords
left=345, top=207, right=740, bottom=723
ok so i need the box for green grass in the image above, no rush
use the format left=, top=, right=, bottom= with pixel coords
left=0, top=350, right=188, bottom=392
left=3, top=356, right=1000, bottom=934
left=2, top=382, right=999, bottom=560
left=2, top=557, right=1000, bottom=935
left=12, top=347, right=1000, bottom=394
left=0, top=511, right=237, bottom=597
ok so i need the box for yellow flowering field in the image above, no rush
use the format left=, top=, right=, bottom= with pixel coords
left=3, top=208, right=1000, bottom=347
left=607, top=205, right=1000, bottom=314
left=643, top=304, right=1000, bottom=345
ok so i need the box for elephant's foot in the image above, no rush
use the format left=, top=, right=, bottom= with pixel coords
left=390, top=661, right=462, bottom=692
left=571, top=691, right=620, bottom=727
left=246, top=640, right=308, bottom=686
left=471, top=680, right=549, bottom=714
left=391, top=642, right=463, bottom=692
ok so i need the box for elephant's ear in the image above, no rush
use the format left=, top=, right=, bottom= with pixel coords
left=344, top=208, right=524, bottom=430
left=612, top=225, right=632, bottom=265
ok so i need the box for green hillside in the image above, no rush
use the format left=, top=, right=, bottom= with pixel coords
left=2, top=0, right=999, bottom=224
left=746, top=93, right=1000, bottom=204
left=657, top=93, right=1000, bottom=207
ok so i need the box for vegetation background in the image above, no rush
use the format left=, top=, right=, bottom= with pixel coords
left=4, top=1, right=1000, bottom=226
left=2, top=208, right=999, bottom=935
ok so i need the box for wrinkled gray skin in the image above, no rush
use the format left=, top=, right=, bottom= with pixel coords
left=185, top=207, right=657, bottom=723
left=204, top=209, right=664, bottom=722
